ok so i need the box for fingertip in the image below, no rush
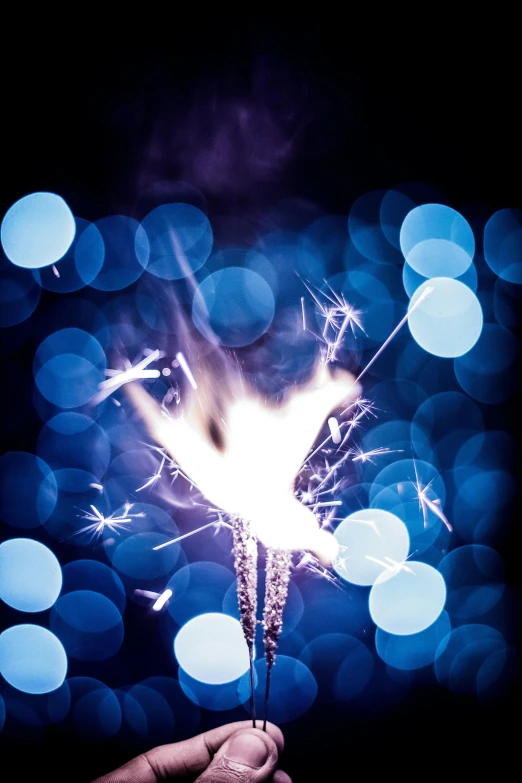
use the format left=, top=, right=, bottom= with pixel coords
left=250, top=720, right=284, bottom=753
left=273, top=771, right=293, bottom=783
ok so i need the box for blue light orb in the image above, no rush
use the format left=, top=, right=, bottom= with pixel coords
left=125, top=684, right=175, bottom=743
left=454, top=323, right=520, bottom=404
left=438, top=545, right=505, bottom=620
left=111, top=532, right=181, bottom=582
left=68, top=677, right=121, bottom=741
left=348, top=190, right=403, bottom=264
left=298, top=574, right=371, bottom=640
left=333, top=508, right=410, bottom=586
left=238, top=656, right=317, bottom=723
left=32, top=218, right=102, bottom=293
left=400, top=204, right=474, bottom=277
left=140, top=203, right=213, bottom=280
left=61, top=560, right=126, bottom=613
left=0, top=539, right=62, bottom=612
left=192, top=267, right=275, bottom=347
left=33, top=328, right=106, bottom=410
left=402, top=257, right=477, bottom=298
left=369, top=561, right=446, bottom=635
left=333, top=638, right=374, bottom=702
left=376, top=610, right=451, bottom=670
left=300, top=633, right=373, bottom=702
left=0, top=625, right=67, bottom=694
left=179, top=667, right=248, bottom=712
left=174, top=613, right=250, bottom=684
left=1, top=192, right=75, bottom=269
left=141, top=676, right=200, bottom=740
left=434, top=624, right=506, bottom=694
left=37, top=413, right=110, bottom=477
left=408, top=278, right=483, bottom=358
left=168, top=562, right=236, bottom=626
left=370, top=457, right=446, bottom=507
left=0, top=257, right=41, bottom=326
left=75, top=215, right=149, bottom=291
left=483, top=208, right=522, bottom=284
left=50, top=590, right=124, bottom=661
left=0, top=452, right=57, bottom=529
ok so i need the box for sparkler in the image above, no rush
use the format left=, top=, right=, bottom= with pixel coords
left=112, top=276, right=434, bottom=725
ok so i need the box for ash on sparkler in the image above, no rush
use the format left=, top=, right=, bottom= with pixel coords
left=262, top=546, right=292, bottom=730
left=231, top=516, right=258, bottom=726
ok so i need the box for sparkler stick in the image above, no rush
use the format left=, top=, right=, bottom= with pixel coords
left=262, top=546, right=292, bottom=731
left=232, top=516, right=258, bottom=727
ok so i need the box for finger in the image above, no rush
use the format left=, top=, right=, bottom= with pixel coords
left=273, top=771, right=293, bottom=783
left=91, top=721, right=283, bottom=782
left=194, top=728, right=279, bottom=783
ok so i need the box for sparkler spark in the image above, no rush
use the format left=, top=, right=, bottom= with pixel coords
left=152, top=589, right=173, bottom=611
left=93, top=350, right=162, bottom=404
left=72, top=503, right=144, bottom=542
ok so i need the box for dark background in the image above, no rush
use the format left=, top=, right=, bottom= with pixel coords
left=1, top=16, right=520, bottom=781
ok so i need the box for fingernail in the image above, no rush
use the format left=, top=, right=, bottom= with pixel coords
left=225, top=732, right=270, bottom=768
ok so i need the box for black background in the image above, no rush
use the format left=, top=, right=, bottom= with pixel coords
left=1, top=16, right=520, bottom=781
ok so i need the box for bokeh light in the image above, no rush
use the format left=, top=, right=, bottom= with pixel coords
left=192, top=267, right=275, bottom=347
left=174, top=613, right=251, bottom=684
left=141, top=203, right=213, bottom=280
left=238, top=655, right=318, bottom=723
left=50, top=590, right=124, bottom=661
left=483, top=208, right=522, bottom=284
left=400, top=203, right=474, bottom=278
left=333, top=508, right=410, bottom=586
left=0, top=539, right=62, bottom=612
left=369, top=562, right=447, bottom=635
left=408, top=278, right=483, bottom=357
left=0, top=452, right=57, bottom=529
left=75, top=216, right=149, bottom=291
left=1, top=192, right=75, bottom=269
left=0, top=625, right=67, bottom=694
left=376, top=611, right=451, bottom=670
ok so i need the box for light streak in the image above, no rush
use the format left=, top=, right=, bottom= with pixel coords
left=175, top=351, right=198, bottom=390
left=301, top=297, right=306, bottom=330
left=412, top=460, right=453, bottom=532
left=328, top=416, right=341, bottom=444
left=93, top=350, right=162, bottom=404
left=52, top=264, right=60, bottom=277
left=152, top=589, right=173, bottom=611
left=152, top=519, right=231, bottom=550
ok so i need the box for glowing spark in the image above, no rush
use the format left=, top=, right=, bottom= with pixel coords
left=72, top=503, right=144, bottom=541
left=328, top=416, right=341, bottom=444
left=366, top=555, right=415, bottom=576
left=301, top=297, right=306, bottom=330
left=152, top=589, right=173, bottom=611
left=313, top=500, right=342, bottom=507
left=175, top=351, right=198, bottom=390
left=136, top=454, right=166, bottom=492
left=152, top=519, right=231, bottom=550
left=352, top=285, right=433, bottom=387
left=350, top=446, right=402, bottom=464
left=52, top=264, right=60, bottom=277
left=93, top=350, right=162, bottom=404
left=89, top=483, right=104, bottom=492
left=411, top=459, right=452, bottom=531
left=134, top=590, right=160, bottom=600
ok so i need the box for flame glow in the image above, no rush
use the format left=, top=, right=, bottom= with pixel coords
left=127, top=362, right=360, bottom=562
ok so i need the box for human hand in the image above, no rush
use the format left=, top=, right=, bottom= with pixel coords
left=91, top=720, right=291, bottom=782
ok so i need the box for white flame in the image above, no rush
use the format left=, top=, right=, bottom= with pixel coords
left=127, top=363, right=360, bottom=563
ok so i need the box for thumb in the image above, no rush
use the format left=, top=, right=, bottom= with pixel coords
left=194, top=728, right=279, bottom=783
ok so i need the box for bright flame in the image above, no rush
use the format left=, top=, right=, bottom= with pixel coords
left=127, top=363, right=360, bottom=563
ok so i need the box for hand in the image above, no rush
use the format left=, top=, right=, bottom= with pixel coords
left=91, top=720, right=292, bottom=782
